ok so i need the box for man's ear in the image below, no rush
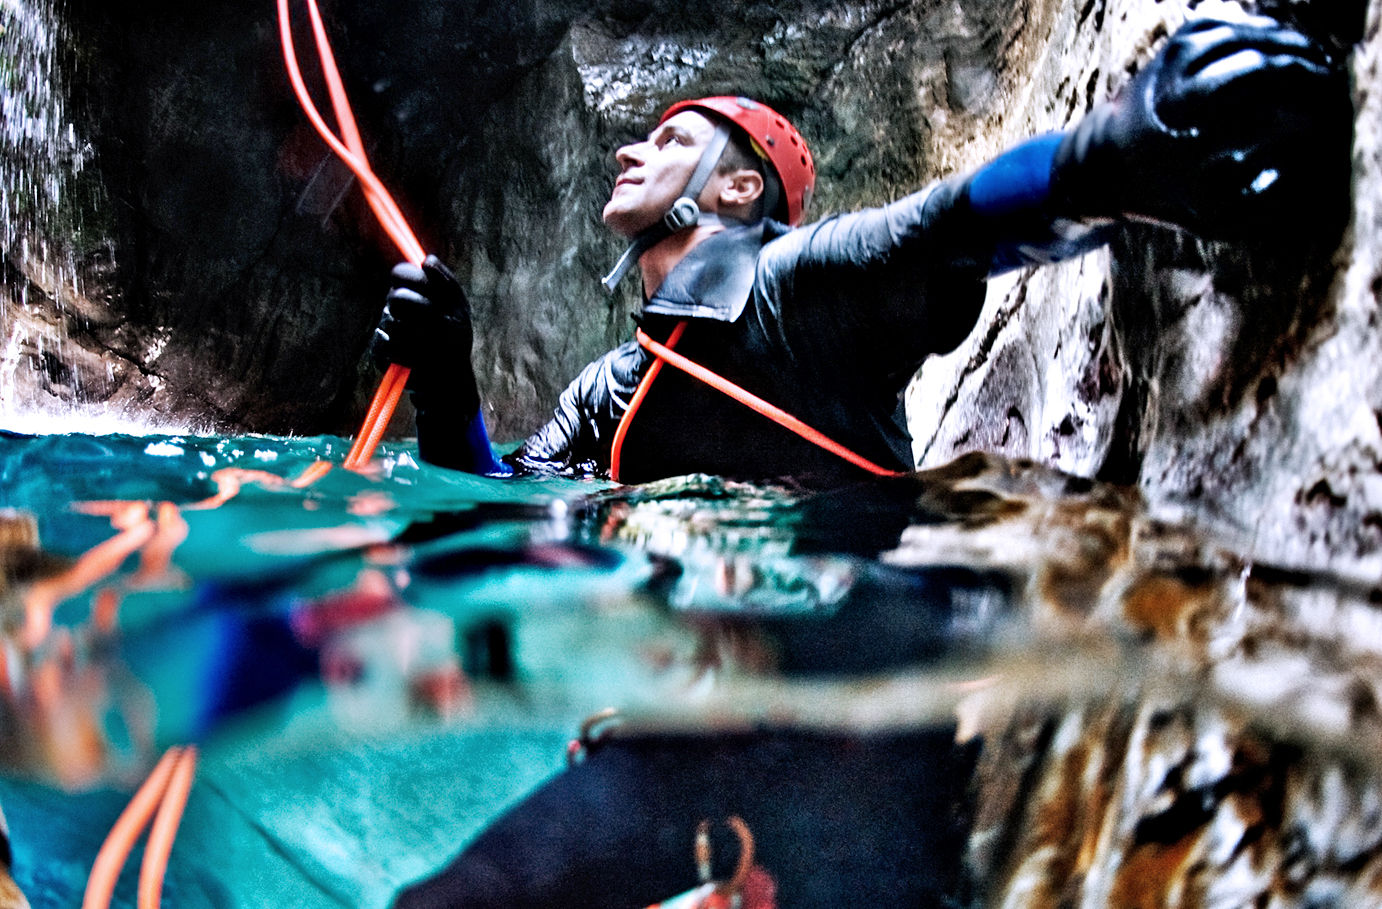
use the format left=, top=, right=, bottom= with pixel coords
left=718, top=169, right=765, bottom=209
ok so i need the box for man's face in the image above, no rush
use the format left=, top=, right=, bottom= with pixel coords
left=603, top=111, right=719, bottom=238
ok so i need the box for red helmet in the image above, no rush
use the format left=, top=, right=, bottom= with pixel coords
left=659, top=96, right=816, bottom=227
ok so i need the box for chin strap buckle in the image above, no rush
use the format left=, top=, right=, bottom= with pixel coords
left=663, top=197, right=701, bottom=232
left=604, top=122, right=733, bottom=293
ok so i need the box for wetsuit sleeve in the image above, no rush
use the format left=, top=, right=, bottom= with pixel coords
left=755, top=188, right=990, bottom=371
left=508, top=341, right=648, bottom=475
left=414, top=402, right=512, bottom=476
left=925, top=133, right=1115, bottom=277
left=753, top=130, right=1124, bottom=375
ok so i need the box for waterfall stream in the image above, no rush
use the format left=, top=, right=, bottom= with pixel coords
left=0, top=0, right=169, bottom=434
left=1, top=0, right=82, bottom=408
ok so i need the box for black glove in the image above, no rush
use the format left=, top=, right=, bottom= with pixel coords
left=1051, top=16, right=1351, bottom=240
left=371, top=254, right=480, bottom=417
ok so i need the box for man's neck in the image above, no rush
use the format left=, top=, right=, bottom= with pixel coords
left=638, top=222, right=725, bottom=298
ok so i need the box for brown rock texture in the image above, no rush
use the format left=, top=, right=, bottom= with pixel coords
left=869, top=453, right=1382, bottom=908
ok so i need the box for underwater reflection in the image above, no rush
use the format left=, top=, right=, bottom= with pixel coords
left=0, top=437, right=1374, bottom=779
left=3, top=436, right=1382, bottom=907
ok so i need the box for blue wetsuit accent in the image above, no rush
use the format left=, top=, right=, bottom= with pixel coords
left=413, top=387, right=513, bottom=476
left=961, top=132, right=1111, bottom=276
left=462, top=411, right=513, bottom=476
left=968, top=132, right=1061, bottom=219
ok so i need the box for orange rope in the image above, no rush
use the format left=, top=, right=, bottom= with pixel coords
left=276, top=0, right=423, bottom=263
left=134, top=503, right=189, bottom=586
left=344, top=358, right=408, bottom=468
left=278, top=0, right=424, bottom=470
left=82, top=748, right=181, bottom=909
left=92, top=587, right=121, bottom=635
left=635, top=328, right=906, bottom=478
left=303, top=0, right=365, bottom=162
left=137, top=747, right=198, bottom=909
left=23, top=513, right=157, bottom=649
left=184, top=469, right=287, bottom=511
left=81, top=745, right=199, bottom=909
left=345, top=364, right=409, bottom=469
left=290, top=459, right=334, bottom=488
left=609, top=320, right=689, bottom=482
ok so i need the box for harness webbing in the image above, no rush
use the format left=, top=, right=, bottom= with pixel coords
left=608, top=320, right=907, bottom=482
left=610, top=320, right=689, bottom=482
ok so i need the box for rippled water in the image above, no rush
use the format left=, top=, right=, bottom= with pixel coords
left=0, top=431, right=1004, bottom=907
left=4, top=433, right=1380, bottom=908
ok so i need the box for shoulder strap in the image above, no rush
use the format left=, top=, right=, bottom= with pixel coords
left=607, top=320, right=907, bottom=482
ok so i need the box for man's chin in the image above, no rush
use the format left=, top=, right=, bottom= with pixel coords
left=602, top=207, right=654, bottom=239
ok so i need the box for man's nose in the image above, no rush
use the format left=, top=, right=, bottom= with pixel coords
left=615, top=141, right=648, bottom=167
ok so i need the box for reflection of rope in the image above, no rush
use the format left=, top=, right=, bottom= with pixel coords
left=26, top=459, right=335, bottom=648
left=23, top=458, right=335, bottom=904
left=23, top=502, right=157, bottom=648
left=15, top=502, right=202, bottom=909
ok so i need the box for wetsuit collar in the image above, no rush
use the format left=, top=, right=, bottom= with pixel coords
left=642, top=219, right=769, bottom=323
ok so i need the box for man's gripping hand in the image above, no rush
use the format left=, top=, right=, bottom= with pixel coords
left=1052, top=15, right=1351, bottom=241
left=371, top=255, right=480, bottom=416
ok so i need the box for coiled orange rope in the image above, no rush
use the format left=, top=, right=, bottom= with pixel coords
left=277, top=0, right=429, bottom=471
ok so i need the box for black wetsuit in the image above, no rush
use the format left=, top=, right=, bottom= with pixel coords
left=509, top=186, right=991, bottom=485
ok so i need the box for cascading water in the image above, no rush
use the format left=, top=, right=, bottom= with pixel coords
left=0, top=0, right=84, bottom=418
left=0, top=0, right=175, bottom=434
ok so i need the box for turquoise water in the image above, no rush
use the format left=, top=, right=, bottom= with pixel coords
left=0, top=430, right=879, bottom=908
left=0, top=432, right=648, bottom=907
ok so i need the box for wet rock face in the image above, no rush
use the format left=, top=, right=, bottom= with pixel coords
left=852, top=453, right=1382, bottom=908
left=5, top=0, right=1055, bottom=437
left=4, top=2, right=1377, bottom=551
left=909, top=0, right=1374, bottom=579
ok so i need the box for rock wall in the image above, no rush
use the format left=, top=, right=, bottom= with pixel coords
left=3, top=1, right=1381, bottom=905
left=2, top=0, right=1377, bottom=572
left=0, top=0, right=1125, bottom=437
left=909, top=0, right=1375, bottom=581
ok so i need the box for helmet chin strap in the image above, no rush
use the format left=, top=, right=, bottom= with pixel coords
left=602, top=123, right=733, bottom=293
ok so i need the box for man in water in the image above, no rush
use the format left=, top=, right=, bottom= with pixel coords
left=377, top=16, right=1351, bottom=909
left=373, top=15, right=1349, bottom=487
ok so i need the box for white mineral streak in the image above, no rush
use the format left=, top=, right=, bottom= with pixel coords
left=572, top=24, right=717, bottom=117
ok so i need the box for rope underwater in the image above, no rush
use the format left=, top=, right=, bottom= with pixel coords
left=81, top=746, right=199, bottom=909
